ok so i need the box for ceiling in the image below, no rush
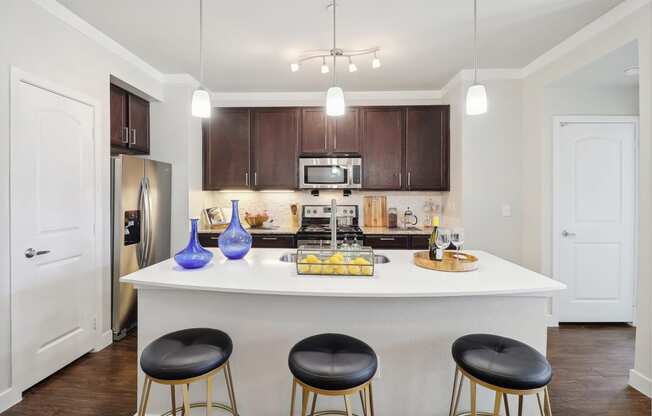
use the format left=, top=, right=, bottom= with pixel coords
left=58, top=0, right=624, bottom=92
left=550, top=41, right=639, bottom=88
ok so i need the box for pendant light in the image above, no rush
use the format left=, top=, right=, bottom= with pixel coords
left=466, top=0, right=487, bottom=115
left=326, top=1, right=345, bottom=117
left=192, top=0, right=211, bottom=118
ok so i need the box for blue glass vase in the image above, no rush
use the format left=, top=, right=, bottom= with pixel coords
left=218, top=200, right=252, bottom=259
left=174, top=218, right=213, bottom=269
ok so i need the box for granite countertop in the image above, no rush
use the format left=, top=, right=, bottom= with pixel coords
left=361, top=226, right=434, bottom=235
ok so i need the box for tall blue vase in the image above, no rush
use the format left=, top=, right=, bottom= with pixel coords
left=218, top=200, right=252, bottom=259
left=174, top=218, right=213, bottom=269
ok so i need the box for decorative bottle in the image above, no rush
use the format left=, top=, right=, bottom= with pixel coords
left=174, top=218, right=213, bottom=269
left=218, top=200, right=252, bottom=259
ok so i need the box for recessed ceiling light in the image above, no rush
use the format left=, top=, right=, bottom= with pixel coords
left=624, top=66, right=639, bottom=77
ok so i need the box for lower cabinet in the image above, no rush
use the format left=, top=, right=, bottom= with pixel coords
left=365, top=234, right=431, bottom=250
left=198, top=233, right=295, bottom=249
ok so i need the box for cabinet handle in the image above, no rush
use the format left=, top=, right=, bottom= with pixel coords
left=122, top=127, right=129, bottom=143
left=245, top=172, right=249, bottom=186
left=408, top=172, right=411, bottom=188
left=379, top=237, right=395, bottom=241
left=262, top=237, right=278, bottom=241
left=324, top=130, right=328, bottom=150
left=398, top=172, right=402, bottom=188
left=334, top=132, right=337, bottom=150
left=210, top=237, right=219, bottom=240
left=254, top=172, right=258, bottom=186
left=130, top=128, right=136, bottom=145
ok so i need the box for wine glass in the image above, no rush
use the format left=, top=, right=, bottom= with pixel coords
left=451, top=228, right=465, bottom=258
left=435, top=228, right=451, bottom=260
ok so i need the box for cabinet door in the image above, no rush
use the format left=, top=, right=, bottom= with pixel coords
left=361, top=107, right=404, bottom=189
left=252, top=108, right=299, bottom=189
left=128, top=94, right=150, bottom=153
left=405, top=106, right=449, bottom=190
left=203, top=108, right=251, bottom=190
left=301, top=108, right=328, bottom=154
left=331, top=107, right=360, bottom=153
left=198, top=233, right=220, bottom=247
left=110, top=85, right=128, bottom=148
left=410, top=235, right=430, bottom=250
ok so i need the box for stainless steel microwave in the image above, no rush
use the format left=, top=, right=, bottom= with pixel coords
left=299, top=157, right=362, bottom=189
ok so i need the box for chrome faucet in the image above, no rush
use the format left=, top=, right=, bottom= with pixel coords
left=330, top=198, right=337, bottom=249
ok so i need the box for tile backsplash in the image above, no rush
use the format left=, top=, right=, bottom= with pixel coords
left=197, top=190, right=458, bottom=228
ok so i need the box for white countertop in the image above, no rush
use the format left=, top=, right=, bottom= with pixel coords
left=122, top=249, right=565, bottom=298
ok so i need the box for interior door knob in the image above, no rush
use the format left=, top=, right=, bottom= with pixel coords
left=561, top=230, right=576, bottom=237
left=24, top=248, right=50, bottom=258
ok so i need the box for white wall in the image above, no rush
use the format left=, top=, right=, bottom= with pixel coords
left=520, top=3, right=652, bottom=396
left=149, top=82, right=203, bottom=252
left=0, top=0, right=166, bottom=408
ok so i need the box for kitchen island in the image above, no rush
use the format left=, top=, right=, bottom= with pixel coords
left=122, top=249, right=564, bottom=416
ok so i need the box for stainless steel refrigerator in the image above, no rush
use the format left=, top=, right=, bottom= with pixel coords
left=111, top=155, right=171, bottom=340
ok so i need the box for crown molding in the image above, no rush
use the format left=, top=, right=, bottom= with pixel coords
left=211, top=90, right=443, bottom=107
left=164, top=74, right=201, bottom=87
left=522, top=0, right=651, bottom=77
left=32, top=0, right=165, bottom=83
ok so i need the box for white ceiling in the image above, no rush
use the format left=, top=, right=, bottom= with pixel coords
left=550, top=41, right=639, bottom=88
left=58, top=0, right=624, bottom=92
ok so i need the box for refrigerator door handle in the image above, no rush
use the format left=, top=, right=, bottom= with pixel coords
left=137, top=178, right=147, bottom=268
left=141, top=177, right=153, bottom=267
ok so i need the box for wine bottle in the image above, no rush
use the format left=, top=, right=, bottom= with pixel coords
left=428, top=216, right=440, bottom=261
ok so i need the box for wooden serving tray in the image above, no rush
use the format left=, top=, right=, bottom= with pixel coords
left=413, top=251, right=479, bottom=272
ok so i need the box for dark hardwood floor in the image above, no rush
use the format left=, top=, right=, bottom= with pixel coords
left=1, top=325, right=650, bottom=415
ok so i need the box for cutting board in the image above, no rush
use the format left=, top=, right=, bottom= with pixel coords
left=363, top=196, right=387, bottom=227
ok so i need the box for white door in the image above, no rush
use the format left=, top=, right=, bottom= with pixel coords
left=11, top=75, right=96, bottom=390
left=555, top=117, right=637, bottom=322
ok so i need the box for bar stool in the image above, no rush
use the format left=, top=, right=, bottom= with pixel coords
left=288, top=333, right=377, bottom=416
left=448, top=334, right=553, bottom=416
left=138, top=328, right=239, bottom=416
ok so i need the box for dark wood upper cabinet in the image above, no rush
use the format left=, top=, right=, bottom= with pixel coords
left=331, top=107, right=360, bottom=154
left=361, top=107, right=404, bottom=190
left=300, top=108, right=328, bottom=154
left=110, top=85, right=128, bottom=148
left=251, top=108, right=299, bottom=189
left=110, top=84, right=150, bottom=154
left=405, top=106, right=450, bottom=191
left=128, top=94, right=150, bottom=153
left=203, top=108, right=251, bottom=190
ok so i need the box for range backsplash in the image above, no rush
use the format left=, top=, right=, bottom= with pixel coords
left=197, top=191, right=456, bottom=228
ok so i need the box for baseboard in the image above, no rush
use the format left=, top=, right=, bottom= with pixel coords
left=0, top=388, right=22, bottom=413
left=545, top=314, right=559, bottom=327
left=92, top=330, right=113, bottom=352
left=629, top=369, right=652, bottom=398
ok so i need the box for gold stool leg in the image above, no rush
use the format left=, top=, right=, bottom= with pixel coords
left=536, top=392, right=544, bottom=416
left=368, top=382, right=375, bottom=416
left=206, top=375, right=213, bottom=416
left=138, top=376, right=152, bottom=416
left=181, top=384, right=191, bottom=416
left=359, top=389, right=366, bottom=416
left=301, top=387, right=309, bottom=416
left=470, top=381, right=477, bottom=416
left=289, top=379, right=297, bottom=416
left=544, top=387, right=552, bottom=416
left=503, top=394, right=511, bottom=416
left=225, top=362, right=238, bottom=415
left=343, top=395, right=353, bottom=416
left=492, top=392, right=503, bottom=416
left=309, top=392, right=318, bottom=416
left=170, top=385, right=177, bottom=416
left=448, top=368, right=460, bottom=416
left=364, top=385, right=372, bottom=416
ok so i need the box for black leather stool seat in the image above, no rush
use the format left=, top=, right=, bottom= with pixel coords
left=452, top=334, right=552, bottom=390
left=140, top=328, right=233, bottom=380
left=289, top=333, right=377, bottom=391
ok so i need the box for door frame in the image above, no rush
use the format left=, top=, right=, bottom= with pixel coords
left=552, top=115, right=640, bottom=324
left=9, top=67, right=104, bottom=393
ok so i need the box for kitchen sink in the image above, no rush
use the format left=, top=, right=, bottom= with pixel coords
left=279, top=253, right=390, bottom=264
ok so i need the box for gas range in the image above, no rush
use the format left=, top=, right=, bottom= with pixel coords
left=296, top=204, right=363, bottom=246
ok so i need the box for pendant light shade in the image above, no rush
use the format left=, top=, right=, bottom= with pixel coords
left=326, top=86, right=345, bottom=116
left=192, top=88, right=211, bottom=118
left=466, top=84, right=487, bottom=115
left=466, top=0, right=487, bottom=115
